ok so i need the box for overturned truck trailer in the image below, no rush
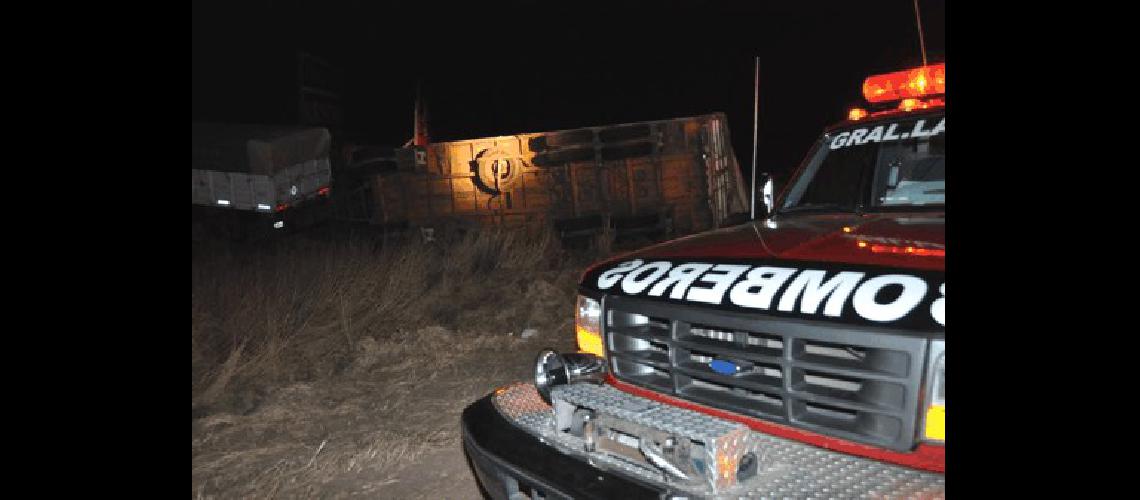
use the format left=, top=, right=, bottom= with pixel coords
left=368, top=113, right=749, bottom=241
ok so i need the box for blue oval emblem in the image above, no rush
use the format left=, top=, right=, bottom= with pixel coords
left=709, top=359, right=739, bottom=376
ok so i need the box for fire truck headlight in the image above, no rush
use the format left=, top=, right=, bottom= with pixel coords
left=922, top=340, right=945, bottom=442
left=576, top=295, right=605, bottom=357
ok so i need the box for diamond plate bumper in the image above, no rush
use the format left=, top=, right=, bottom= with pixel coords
left=479, top=382, right=945, bottom=499
left=462, top=388, right=664, bottom=500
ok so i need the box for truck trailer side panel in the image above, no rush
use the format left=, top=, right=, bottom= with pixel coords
left=369, top=113, right=748, bottom=237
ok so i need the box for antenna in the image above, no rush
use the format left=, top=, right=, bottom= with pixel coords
left=414, top=80, right=420, bottom=140
left=414, top=80, right=425, bottom=146
left=406, top=79, right=430, bottom=147
left=750, top=56, right=760, bottom=219
left=913, top=0, right=928, bottom=66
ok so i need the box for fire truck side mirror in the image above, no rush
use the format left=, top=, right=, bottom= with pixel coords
left=755, top=173, right=774, bottom=219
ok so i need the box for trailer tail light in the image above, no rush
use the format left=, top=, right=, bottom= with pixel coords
left=575, top=295, right=605, bottom=358
left=862, top=63, right=945, bottom=104
left=318, top=186, right=331, bottom=196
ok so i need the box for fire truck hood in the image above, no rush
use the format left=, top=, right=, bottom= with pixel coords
left=600, top=212, right=945, bottom=272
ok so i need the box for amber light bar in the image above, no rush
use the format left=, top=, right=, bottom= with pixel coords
left=858, top=240, right=945, bottom=257
left=862, top=63, right=945, bottom=103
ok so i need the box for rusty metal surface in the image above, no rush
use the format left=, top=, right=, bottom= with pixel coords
left=369, top=114, right=748, bottom=237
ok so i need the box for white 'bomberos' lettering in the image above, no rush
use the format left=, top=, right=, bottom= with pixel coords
left=931, top=283, right=945, bottom=326
left=777, top=270, right=866, bottom=317
left=851, top=274, right=928, bottom=322
left=621, top=261, right=672, bottom=295
left=597, top=259, right=643, bottom=289
left=648, top=262, right=714, bottom=299
left=728, top=266, right=797, bottom=310
left=591, top=260, right=941, bottom=326
left=685, top=264, right=750, bottom=304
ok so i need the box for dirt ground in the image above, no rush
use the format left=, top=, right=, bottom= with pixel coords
left=192, top=230, right=591, bottom=498
left=192, top=325, right=576, bottom=499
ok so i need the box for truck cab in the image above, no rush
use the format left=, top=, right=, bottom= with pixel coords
left=462, top=63, right=946, bottom=499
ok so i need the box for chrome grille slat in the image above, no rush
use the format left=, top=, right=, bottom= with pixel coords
left=607, top=329, right=670, bottom=347
left=784, top=388, right=908, bottom=416
left=671, top=365, right=784, bottom=393
left=606, top=324, right=669, bottom=339
left=608, top=351, right=671, bottom=370
left=784, top=359, right=913, bottom=384
left=603, top=294, right=928, bottom=452
left=678, top=387, right=785, bottom=420
left=672, top=338, right=786, bottom=366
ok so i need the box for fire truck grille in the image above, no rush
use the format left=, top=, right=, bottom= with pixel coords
left=603, top=295, right=929, bottom=452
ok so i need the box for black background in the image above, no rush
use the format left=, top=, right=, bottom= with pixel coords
left=186, top=2, right=1074, bottom=492
left=0, top=2, right=1081, bottom=493
left=192, top=0, right=945, bottom=187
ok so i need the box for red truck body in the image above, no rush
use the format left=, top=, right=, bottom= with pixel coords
left=463, top=63, right=947, bottom=499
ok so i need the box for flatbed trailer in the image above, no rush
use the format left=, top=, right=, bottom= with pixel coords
left=191, top=122, right=333, bottom=240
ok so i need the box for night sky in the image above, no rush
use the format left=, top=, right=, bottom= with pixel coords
left=192, top=0, right=944, bottom=184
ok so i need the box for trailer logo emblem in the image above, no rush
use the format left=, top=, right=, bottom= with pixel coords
left=470, top=147, right=526, bottom=196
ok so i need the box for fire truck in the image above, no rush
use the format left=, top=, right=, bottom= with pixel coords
left=462, top=63, right=946, bottom=499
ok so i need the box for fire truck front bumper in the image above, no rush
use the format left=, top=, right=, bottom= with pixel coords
left=463, top=392, right=664, bottom=499
left=461, top=382, right=945, bottom=500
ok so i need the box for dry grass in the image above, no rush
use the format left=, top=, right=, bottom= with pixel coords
left=192, top=225, right=576, bottom=412
left=192, top=225, right=600, bottom=498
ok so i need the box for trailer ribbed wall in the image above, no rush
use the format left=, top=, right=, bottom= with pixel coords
left=370, top=113, right=748, bottom=237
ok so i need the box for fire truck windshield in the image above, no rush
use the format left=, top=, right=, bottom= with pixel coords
left=779, top=112, right=945, bottom=214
